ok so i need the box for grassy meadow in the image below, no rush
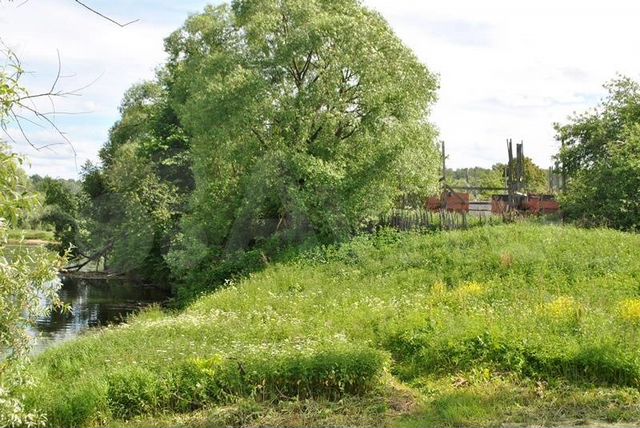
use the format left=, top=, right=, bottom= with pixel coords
left=23, top=224, right=640, bottom=427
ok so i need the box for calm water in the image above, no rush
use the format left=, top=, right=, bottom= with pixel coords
left=31, top=276, right=171, bottom=354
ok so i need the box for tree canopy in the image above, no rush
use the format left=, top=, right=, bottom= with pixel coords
left=74, top=0, right=440, bottom=285
left=555, top=76, right=640, bottom=230
left=163, top=0, right=439, bottom=276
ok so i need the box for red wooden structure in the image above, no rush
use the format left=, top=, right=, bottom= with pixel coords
left=445, top=191, right=470, bottom=213
left=426, top=196, right=442, bottom=211
left=425, top=192, right=470, bottom=213
left=525, top=195, right=560, bottom=214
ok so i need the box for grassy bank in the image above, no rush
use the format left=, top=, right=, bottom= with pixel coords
left=7, top=229, right=55, bottom=244
left=23, top=224, right=640, bottom=427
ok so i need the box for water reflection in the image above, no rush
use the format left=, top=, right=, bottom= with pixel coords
left=31, top=276, right=170, bottom=354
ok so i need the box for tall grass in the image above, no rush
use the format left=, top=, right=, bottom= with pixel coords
left=23, top=224, right=640, bottom=426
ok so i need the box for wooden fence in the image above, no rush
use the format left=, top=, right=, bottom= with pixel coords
left=378, top=208, right=502, bottom=231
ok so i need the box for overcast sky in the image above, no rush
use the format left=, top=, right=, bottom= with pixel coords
left=2, top=0, right=640, bottom=179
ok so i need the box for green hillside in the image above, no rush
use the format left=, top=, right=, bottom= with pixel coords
left=25, top=224, right=640, bottom=427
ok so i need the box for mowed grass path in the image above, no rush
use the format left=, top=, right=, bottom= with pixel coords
left=25, top=224, right=640, bottom=427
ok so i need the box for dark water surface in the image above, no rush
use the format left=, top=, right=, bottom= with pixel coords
left=31, top=276, right=171, bottom=354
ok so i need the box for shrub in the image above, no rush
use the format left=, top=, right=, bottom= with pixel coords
left=36, top=380, right=109, bottom=428
left=385, top=329, right=640, bottom=387
left=556, top=77, right=640, bottom=231
left=104, top=345, right=387, bottom=420
left=107, top=367, right=167, bottom=420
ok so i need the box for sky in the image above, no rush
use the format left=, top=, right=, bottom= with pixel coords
left=2, top=0, right=640, bottom=179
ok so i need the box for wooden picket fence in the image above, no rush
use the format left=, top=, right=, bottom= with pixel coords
left=378, top=208, right=502, bottom=231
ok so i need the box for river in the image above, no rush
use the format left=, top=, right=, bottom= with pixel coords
left=30, top=275, right=171, bottom=354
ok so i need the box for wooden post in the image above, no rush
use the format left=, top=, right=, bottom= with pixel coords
left=520, top=141, right=525, bottom=192
left=507, top=139, right=514, bottom=211
left=516, top=142, right=523, bottom=193
left=441, top=140, right=448, bottom=214
left=441, top=140, right=447, bottom=184
left=560, top=141, right=567, bottom=193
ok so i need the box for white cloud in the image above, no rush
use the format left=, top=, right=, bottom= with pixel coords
left=366, top=0, right=640, bottom=168
left=0, top=0, right=185, bottom=178
left=3, top=0, right=640, bottom=177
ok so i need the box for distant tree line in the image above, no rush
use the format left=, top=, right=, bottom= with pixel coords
left=445, top=158, right=550, bottom=200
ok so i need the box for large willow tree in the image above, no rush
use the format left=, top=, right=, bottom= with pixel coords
left=166, top=0, right=440, bottom=273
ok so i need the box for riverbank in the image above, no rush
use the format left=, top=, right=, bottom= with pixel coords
left=6, top=229, right=57, bottom=247
left=30, top=276, right=172, bottom=356
left=22, top=224, right=640, bottom=427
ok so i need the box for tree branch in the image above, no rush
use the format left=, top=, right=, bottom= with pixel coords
left=73, top=0, right=139, bottom=27
left=300, top=50, right=314, bottom=82
left=251, top=128, right=268, bottom=148
left=306, top=123, right=324, bottom=145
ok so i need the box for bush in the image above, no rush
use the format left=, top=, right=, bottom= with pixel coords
left=34, top=380, right=108, bottom=428
left=385, top=329, right=640, bottom=387
left=105, top=344, right=387, bottom=420
left=176, top=248, right=268, bottom=303
left=107, top=367, right=167, bottom=420
left=175, top=233, right=306, bottom=305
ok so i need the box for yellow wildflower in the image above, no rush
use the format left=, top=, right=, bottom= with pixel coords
left=618, top=299, right=640, bottom=324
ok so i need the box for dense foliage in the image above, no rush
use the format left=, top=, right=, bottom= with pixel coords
left=32, top=176, right=84, bottom=254
left=79, top=0, right=440, bottom=288
left=0, top=148, right=63, bottom=359
left=168, top=0, right=438, bottom=250
left=23, top=224, right=640, bottom=427
left=77, top=79, right=191, bottom=284
left=556, top=76, right=640, bottom=230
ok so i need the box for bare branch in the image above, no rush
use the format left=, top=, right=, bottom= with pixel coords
left=0, top=1, right=134, bottom=174
left=10, top=106, right=71, bottom=152
left=13, top=113, right=45, bottom=129
left=0, top=123, right=19, bottom=145
left=48, top=50, right=62, bottom=95
left=2, top=50, right=86, bottom=161
left=73, top=0, right=139, bottom=27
